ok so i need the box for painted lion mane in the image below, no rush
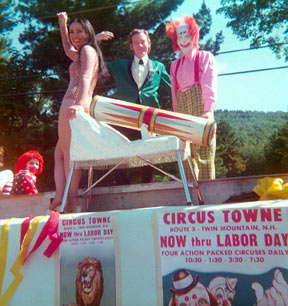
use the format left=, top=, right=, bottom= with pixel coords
left=75, top=257, right=104, bottom=306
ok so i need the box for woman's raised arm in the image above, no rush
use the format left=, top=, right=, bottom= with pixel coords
left=57, top=12, right=78, bottom=61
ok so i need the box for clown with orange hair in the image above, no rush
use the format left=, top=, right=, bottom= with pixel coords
left=166, top=16, right=217, bottom=180
left=10, top=150, right=44, bottom=195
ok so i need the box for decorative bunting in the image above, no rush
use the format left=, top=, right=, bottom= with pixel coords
left=20, top=216, right=35, bottom=248
left=0, top=216, right=44, bottom=305
left=0, top=219, right=14, bottom=295
left=0, top=212, right=62, bottom=305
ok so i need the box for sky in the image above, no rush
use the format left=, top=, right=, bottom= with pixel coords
left=7, top=0, right=288, bottom=113
left=172, top=0, right=288, bottom=112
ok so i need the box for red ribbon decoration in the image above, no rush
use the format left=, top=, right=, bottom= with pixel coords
left=21, top=211, right=62, bottom=263
left=20, top=216, right=35, bottom=248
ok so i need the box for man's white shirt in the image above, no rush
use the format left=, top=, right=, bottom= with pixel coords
left=132, top=55, right=149, bottom=88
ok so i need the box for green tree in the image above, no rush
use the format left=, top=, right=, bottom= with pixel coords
left=217, top=0, right=288, bottom=60
left=0, top=52, right=58, bottom=191
left=215, top=149, right=228, bottom=178
left=194, top=1, right=224, bottom=55
left=14, top=1, right=188, bottom=114
left=0, top=0, right=17, bottom=58
left=0, top=0, right=16, bottom=31
left=3, top=0, right=189, bottom=191
left=215, top=110, right=288, bottom=176
left=216, top=120, right=246, bottom=177
left=1, top=0, right=225, bottom=190
left=264, top=121, right=288, bottom=174
left=15, top=0, right=224, bottom=110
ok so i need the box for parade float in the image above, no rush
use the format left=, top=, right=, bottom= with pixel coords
left=0, top=96, right=288, bottom=306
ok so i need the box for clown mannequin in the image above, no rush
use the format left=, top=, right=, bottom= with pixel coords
left=166, top=16, right=217, bottom=180
left=10, top=150, right=44, bottom=195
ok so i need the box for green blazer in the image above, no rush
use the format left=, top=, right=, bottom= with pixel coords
left=106, top=58, right=171, bottom=109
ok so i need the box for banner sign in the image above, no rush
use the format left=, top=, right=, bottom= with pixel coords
left=1, top=201, right=288, bottom=305
left=156, top=203, right=288, bottom=306
left=59, top=212, right=117, bottom=306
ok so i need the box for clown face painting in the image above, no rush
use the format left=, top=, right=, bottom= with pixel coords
left=169, top=270, right=218, bottom=306
left=208, top=276, right=238, bottom=306
left=25, top=158, right=40, bottom=176
left=170, top=283, right=211, bottom=306
left=176, top=24, right=193, bottom=55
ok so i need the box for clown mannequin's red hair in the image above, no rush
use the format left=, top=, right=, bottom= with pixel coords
left=166, top=16, right=199, bottom=52
left=15, top=150, right=44, bottom=175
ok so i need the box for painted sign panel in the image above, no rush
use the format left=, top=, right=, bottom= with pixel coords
left=59, top=212, right=116, bottom=306
left=1, top=201, right=288, bottom=306
left=156, top=203, right=288, bottom=306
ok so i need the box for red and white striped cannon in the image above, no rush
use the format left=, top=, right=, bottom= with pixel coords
left=89, top=95, right=216, bottom=146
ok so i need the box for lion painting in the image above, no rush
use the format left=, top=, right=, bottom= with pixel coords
left=65, top=257, right=104, bottom=306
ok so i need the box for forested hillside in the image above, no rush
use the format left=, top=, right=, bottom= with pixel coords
left=215, top=110, right=288, bottom=177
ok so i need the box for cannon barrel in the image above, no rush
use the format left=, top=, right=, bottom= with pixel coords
left=90, top=95, right=216, bottom=146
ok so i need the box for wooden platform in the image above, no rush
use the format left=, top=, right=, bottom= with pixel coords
left=1, top=173, right=287, bottom=219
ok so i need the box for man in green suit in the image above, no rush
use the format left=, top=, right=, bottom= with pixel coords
left=106, top=29, right=171, bottom=183
left=106, top=29, right=171, bottom=108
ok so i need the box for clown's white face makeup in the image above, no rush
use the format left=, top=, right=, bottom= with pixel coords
left=176, top=24, right=193, bottom=55
left=26, top=158, right=39, bottom=175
